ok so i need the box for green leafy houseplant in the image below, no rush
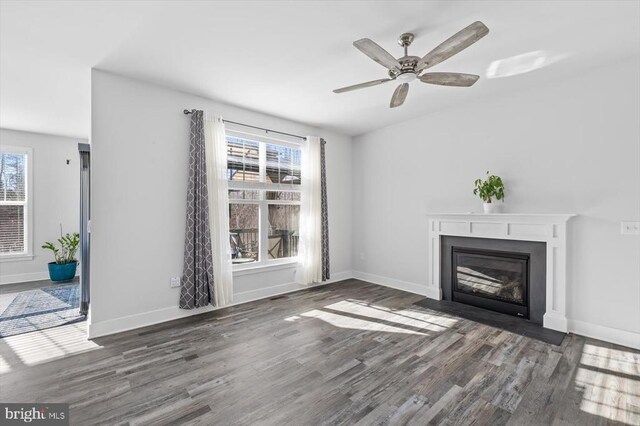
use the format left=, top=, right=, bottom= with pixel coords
left=43, top=229, right=80, bottom=283
left=42, top=232, right=80, bottom=264
left=473, top=171, right=505, bottom=209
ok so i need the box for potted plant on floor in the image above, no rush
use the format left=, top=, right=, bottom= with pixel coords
left=42, top=231, right=80, bottom=283
left=473, top=171, right=505, bottom=213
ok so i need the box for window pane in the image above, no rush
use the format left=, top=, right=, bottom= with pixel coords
left=266, top=144, right=301, bottom=185
left=266, top=191, right=300, bottom=201
left=229, top=204, right=259, bottom=263
left=268, top=205, right=299, bottom=259
left=0, top=205, right=25, bottom=254
left=0, top=152, right=26, bottom=201
left=228, top=189, right=259, bottom=200
left=227, top=137, right=259, bottom=182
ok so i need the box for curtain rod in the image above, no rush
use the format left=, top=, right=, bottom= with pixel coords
left=183, top=109, right=307, bottom=140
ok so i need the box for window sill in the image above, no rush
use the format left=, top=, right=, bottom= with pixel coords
left=233, top=260, right=297, bottom=277
left=0, top=254, right=34, bottom=263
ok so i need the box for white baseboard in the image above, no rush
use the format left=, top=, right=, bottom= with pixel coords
left=425, top=286, right=442, bottom=300
left=0, top=271, right=49, bottom=285
left=88, top=270, right=353, bottom=339
left=88, top=304, right=216, bottom=339
left=543, top=312, right=569, bottom=333
left=568, top=319, right=640, bottom=350
left=352, top=270, right=438, bottom=298
left=324, top=270, right=354, bottom=283
left=233, top=270, right=352, bottom=304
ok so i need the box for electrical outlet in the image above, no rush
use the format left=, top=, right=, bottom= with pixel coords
left=621, top=221, right=640, bottom=235
left=170, top=277, right=181, bottom=288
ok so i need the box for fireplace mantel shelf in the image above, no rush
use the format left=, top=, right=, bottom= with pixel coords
left=426, top=213, right=577, bottom=333
left=426, top=213, right=576, bottom=220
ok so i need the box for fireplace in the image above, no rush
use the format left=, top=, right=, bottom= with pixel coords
left=427, top=214, right=575, bottom=332
left=441, top=236, right=547, bottom=325
left=452, top=247, right=529, bottom=319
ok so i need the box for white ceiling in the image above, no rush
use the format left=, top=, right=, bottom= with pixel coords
left=1, top=1, right=639, bottom=139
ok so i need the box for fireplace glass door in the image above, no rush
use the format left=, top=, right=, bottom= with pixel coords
left=452, top=247, right=529, bottom=319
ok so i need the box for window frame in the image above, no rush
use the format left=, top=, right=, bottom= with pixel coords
left=0, top=145, right=34, bottom=262
left=226, top=129, right=302, bottom=272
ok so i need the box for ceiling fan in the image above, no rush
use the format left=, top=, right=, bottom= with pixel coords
left=333, top=21, right=489, bottom=108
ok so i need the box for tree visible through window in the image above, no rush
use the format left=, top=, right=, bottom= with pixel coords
left=0, top=150, right=29, bottom=255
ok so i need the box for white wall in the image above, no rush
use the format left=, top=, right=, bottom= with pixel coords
left=90, top=70, right=352, bottom=337
left=0, top=128, right=81, bottom=284
left=352, top=58, right=640, bottom=347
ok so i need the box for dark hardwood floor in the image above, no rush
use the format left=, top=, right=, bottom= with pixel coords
left=0, top=279, right=637, bottom=425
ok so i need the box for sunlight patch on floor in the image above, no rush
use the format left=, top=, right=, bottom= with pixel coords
left=284, top=315, right=301, bottom=322
left=576, top=343, right=640, bottom=425
left=0, top=353, right=11, bottom=374
left=299, top=299, right=457, bottom=335
left=301, top=308, right=427, bottom=335
left=346, top=299, right=458, bottom=330
left=580, top=344, right=639, bottom=376
left=2, top=322, right=101, bottom=368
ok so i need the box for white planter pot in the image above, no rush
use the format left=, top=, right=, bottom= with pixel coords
left=483, top=202, right=501, bottom=214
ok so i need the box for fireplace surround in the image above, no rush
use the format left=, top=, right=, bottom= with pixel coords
left=441, top=236, right=546, bottom=324
left=426, top=213, right=575, bottom=332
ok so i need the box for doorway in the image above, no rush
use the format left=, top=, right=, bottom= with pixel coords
left=0, top=136, right=90, bottom=338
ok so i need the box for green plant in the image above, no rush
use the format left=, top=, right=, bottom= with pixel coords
left=42, top=228, right=80, bottom=264
left=473, top=171, right=505, bottom=203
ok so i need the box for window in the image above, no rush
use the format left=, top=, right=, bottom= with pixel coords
left=227, top=133, right=301, bottom=268
left=0, top=147, right=32, bottom=259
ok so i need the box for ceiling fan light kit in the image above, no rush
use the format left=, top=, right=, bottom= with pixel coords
left=333, top=21, right=489, bottom=108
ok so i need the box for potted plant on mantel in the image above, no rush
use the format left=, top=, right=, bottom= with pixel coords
left=42, top=231, right=80, bottom=283
left=473, top=171, right=505, bottom=214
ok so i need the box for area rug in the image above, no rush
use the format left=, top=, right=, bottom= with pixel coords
left=0, top=283, right=85, bottom=338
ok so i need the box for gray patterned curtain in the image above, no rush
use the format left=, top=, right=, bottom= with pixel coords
left=180, top=110, right=215, bottom=308
left=320, top=139, right=330, bottom=281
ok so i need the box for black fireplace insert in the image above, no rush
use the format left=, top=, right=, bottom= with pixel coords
left=452, top=247, right=530, bottom=319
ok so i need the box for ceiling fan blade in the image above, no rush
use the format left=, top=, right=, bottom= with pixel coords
left=419, top=72, right=480, bottom=87
left=390, top=83, right=409, bottom=108
left=417, top=21, right=489, bottom=70
left=333, top=78, right=392, bottom=93
left=353, top=38, right=401, bottom=71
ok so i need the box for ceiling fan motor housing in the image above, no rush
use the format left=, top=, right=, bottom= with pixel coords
left=390, top=55, right=420, bottom=81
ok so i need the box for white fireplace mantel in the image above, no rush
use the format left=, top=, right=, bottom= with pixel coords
left=427, top=213, right=576, bottom=332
